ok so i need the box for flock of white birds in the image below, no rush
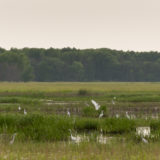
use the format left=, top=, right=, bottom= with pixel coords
left=67, top=97, right=150, bottom=144
left=11, top=97, right=149, bottom=145
left=67, top=98, right=115, bottom=144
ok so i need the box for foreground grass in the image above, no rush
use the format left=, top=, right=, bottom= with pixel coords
left=0, top=141, right=160, bottom=160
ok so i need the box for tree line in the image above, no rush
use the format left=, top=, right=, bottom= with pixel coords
left=0, top=47, right=160, bottom=82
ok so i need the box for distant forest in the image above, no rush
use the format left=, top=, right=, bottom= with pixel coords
left=0, top=47, right=160, bottom=82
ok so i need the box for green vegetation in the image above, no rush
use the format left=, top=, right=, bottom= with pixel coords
left=0, top=142, right=160, bottom=160
left=1, top=47, right=160, bottom=81
left=0, top=82, right=160, bottom=159
left=0, top=114, right=160, bottom=142
left=0, top=114, right=72, bottom=142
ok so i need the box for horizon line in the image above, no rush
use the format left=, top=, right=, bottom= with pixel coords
left=1, top=46, right=160, bottom=53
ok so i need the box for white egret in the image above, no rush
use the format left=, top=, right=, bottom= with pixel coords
left=67, top=109, right=70, bottom=117
left=91, top=100, right=100, bottom=110
left=97, top=128, right=108, bottom=144
left=126, top=112, right=130, bottom=119
left=24, top=109, right=27, bottom=115
left=112, top=99, right=115, bottom=105
left=142, top=137, right=148, bottom=144
left=116, top=114, right=119, bottom=118
left=10, top=133, right=17, bottom=145
left=69, top=129, right=81, bottom=144
left=18, top=106, right=21, bottom=111
left=99, top=110, right=104, bottom=118
left=97, top=135, right=108, bottom=144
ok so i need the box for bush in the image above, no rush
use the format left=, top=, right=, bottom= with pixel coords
left=82, top=106, right=98, bottom=117
left=78, top=89, right=88, bottom=96
left=74, top=118, right=99, bottom=131
left=102, top=118, right=136, bottom=134
left=150, top=120, right=160, bottom=131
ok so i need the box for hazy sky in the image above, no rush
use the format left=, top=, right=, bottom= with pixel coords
left=0, top=0, right=160, bottom=51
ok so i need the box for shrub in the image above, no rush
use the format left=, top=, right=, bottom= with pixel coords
left=74, top=118, right=99, bottom=131
left=102, top=118, right=136, bottom=134
left=150, top=120, right=160, bottom=131
left=78, top=89, right=88, bottom=96
left=82, top=107, right=98, bottom=117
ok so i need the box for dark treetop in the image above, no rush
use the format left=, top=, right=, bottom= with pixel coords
left=0, top=47, right=159, bottom=82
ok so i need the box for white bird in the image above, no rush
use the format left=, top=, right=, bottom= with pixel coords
left=18, top=106, right=21, bottom=111
left=116, top=114, right=119, bottom=118
left=99, top=110, right=104, bottom=118
left=10, top=133, right=17, bottom=145
left=112, top=99, right=115, bottom=105
left=97, top=134, right=108, bottom=144
left=136, top=127, right=150, bottom=137
left=67, top=109, right=70, bottom=117
left=126, top=112, right=130, bottom=119
left=24, top=109, right=27, bottom=115
left=142, top=137, right=148, bottom=144
left=70, top=133, right=77, bottom=141
left=91, top=100, right=100, bottom=110
left=69, top=129, right=81, bottom=144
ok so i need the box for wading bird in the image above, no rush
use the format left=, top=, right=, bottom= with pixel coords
left=97, top=129, right=108, bottom=144
left=91, top=100, right=100, bottom=110
left=18, top=106, right=21, bottom=111
left=10, top=133, right=17, bottom=145
left=24, top=109, right=27, bottom=115
left=69, top=129, right=81, bottom=144
left=99, top=110, right=104, bottom=118
left=142, top=137, right=148, bottom=144
left=67, top=109, right=70, bottom=117
left=112, top=99, right=115, bottom=105
left=126, top=111, right=130, bottom=119
left=116, top=114, right=119, bottom=118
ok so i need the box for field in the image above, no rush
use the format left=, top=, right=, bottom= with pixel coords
left=0, top=82, right=160, bottom=159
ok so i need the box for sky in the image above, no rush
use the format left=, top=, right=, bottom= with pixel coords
left=0, top=0, right=160, bottom=51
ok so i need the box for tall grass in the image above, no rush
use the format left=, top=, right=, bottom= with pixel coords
left=1, top=141, right=160, bottom=160
left=0, top=114, right=72, bottom=141
left=0, top=114, right=160, bottom=142
left=102, top=118, right=135, bottom=134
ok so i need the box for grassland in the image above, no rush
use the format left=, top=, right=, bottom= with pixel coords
left=1, top=82, right=160, bottom=92
left=0, top=142, right=160, bottom=160
left=0, top=82, right=160, bottom=159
